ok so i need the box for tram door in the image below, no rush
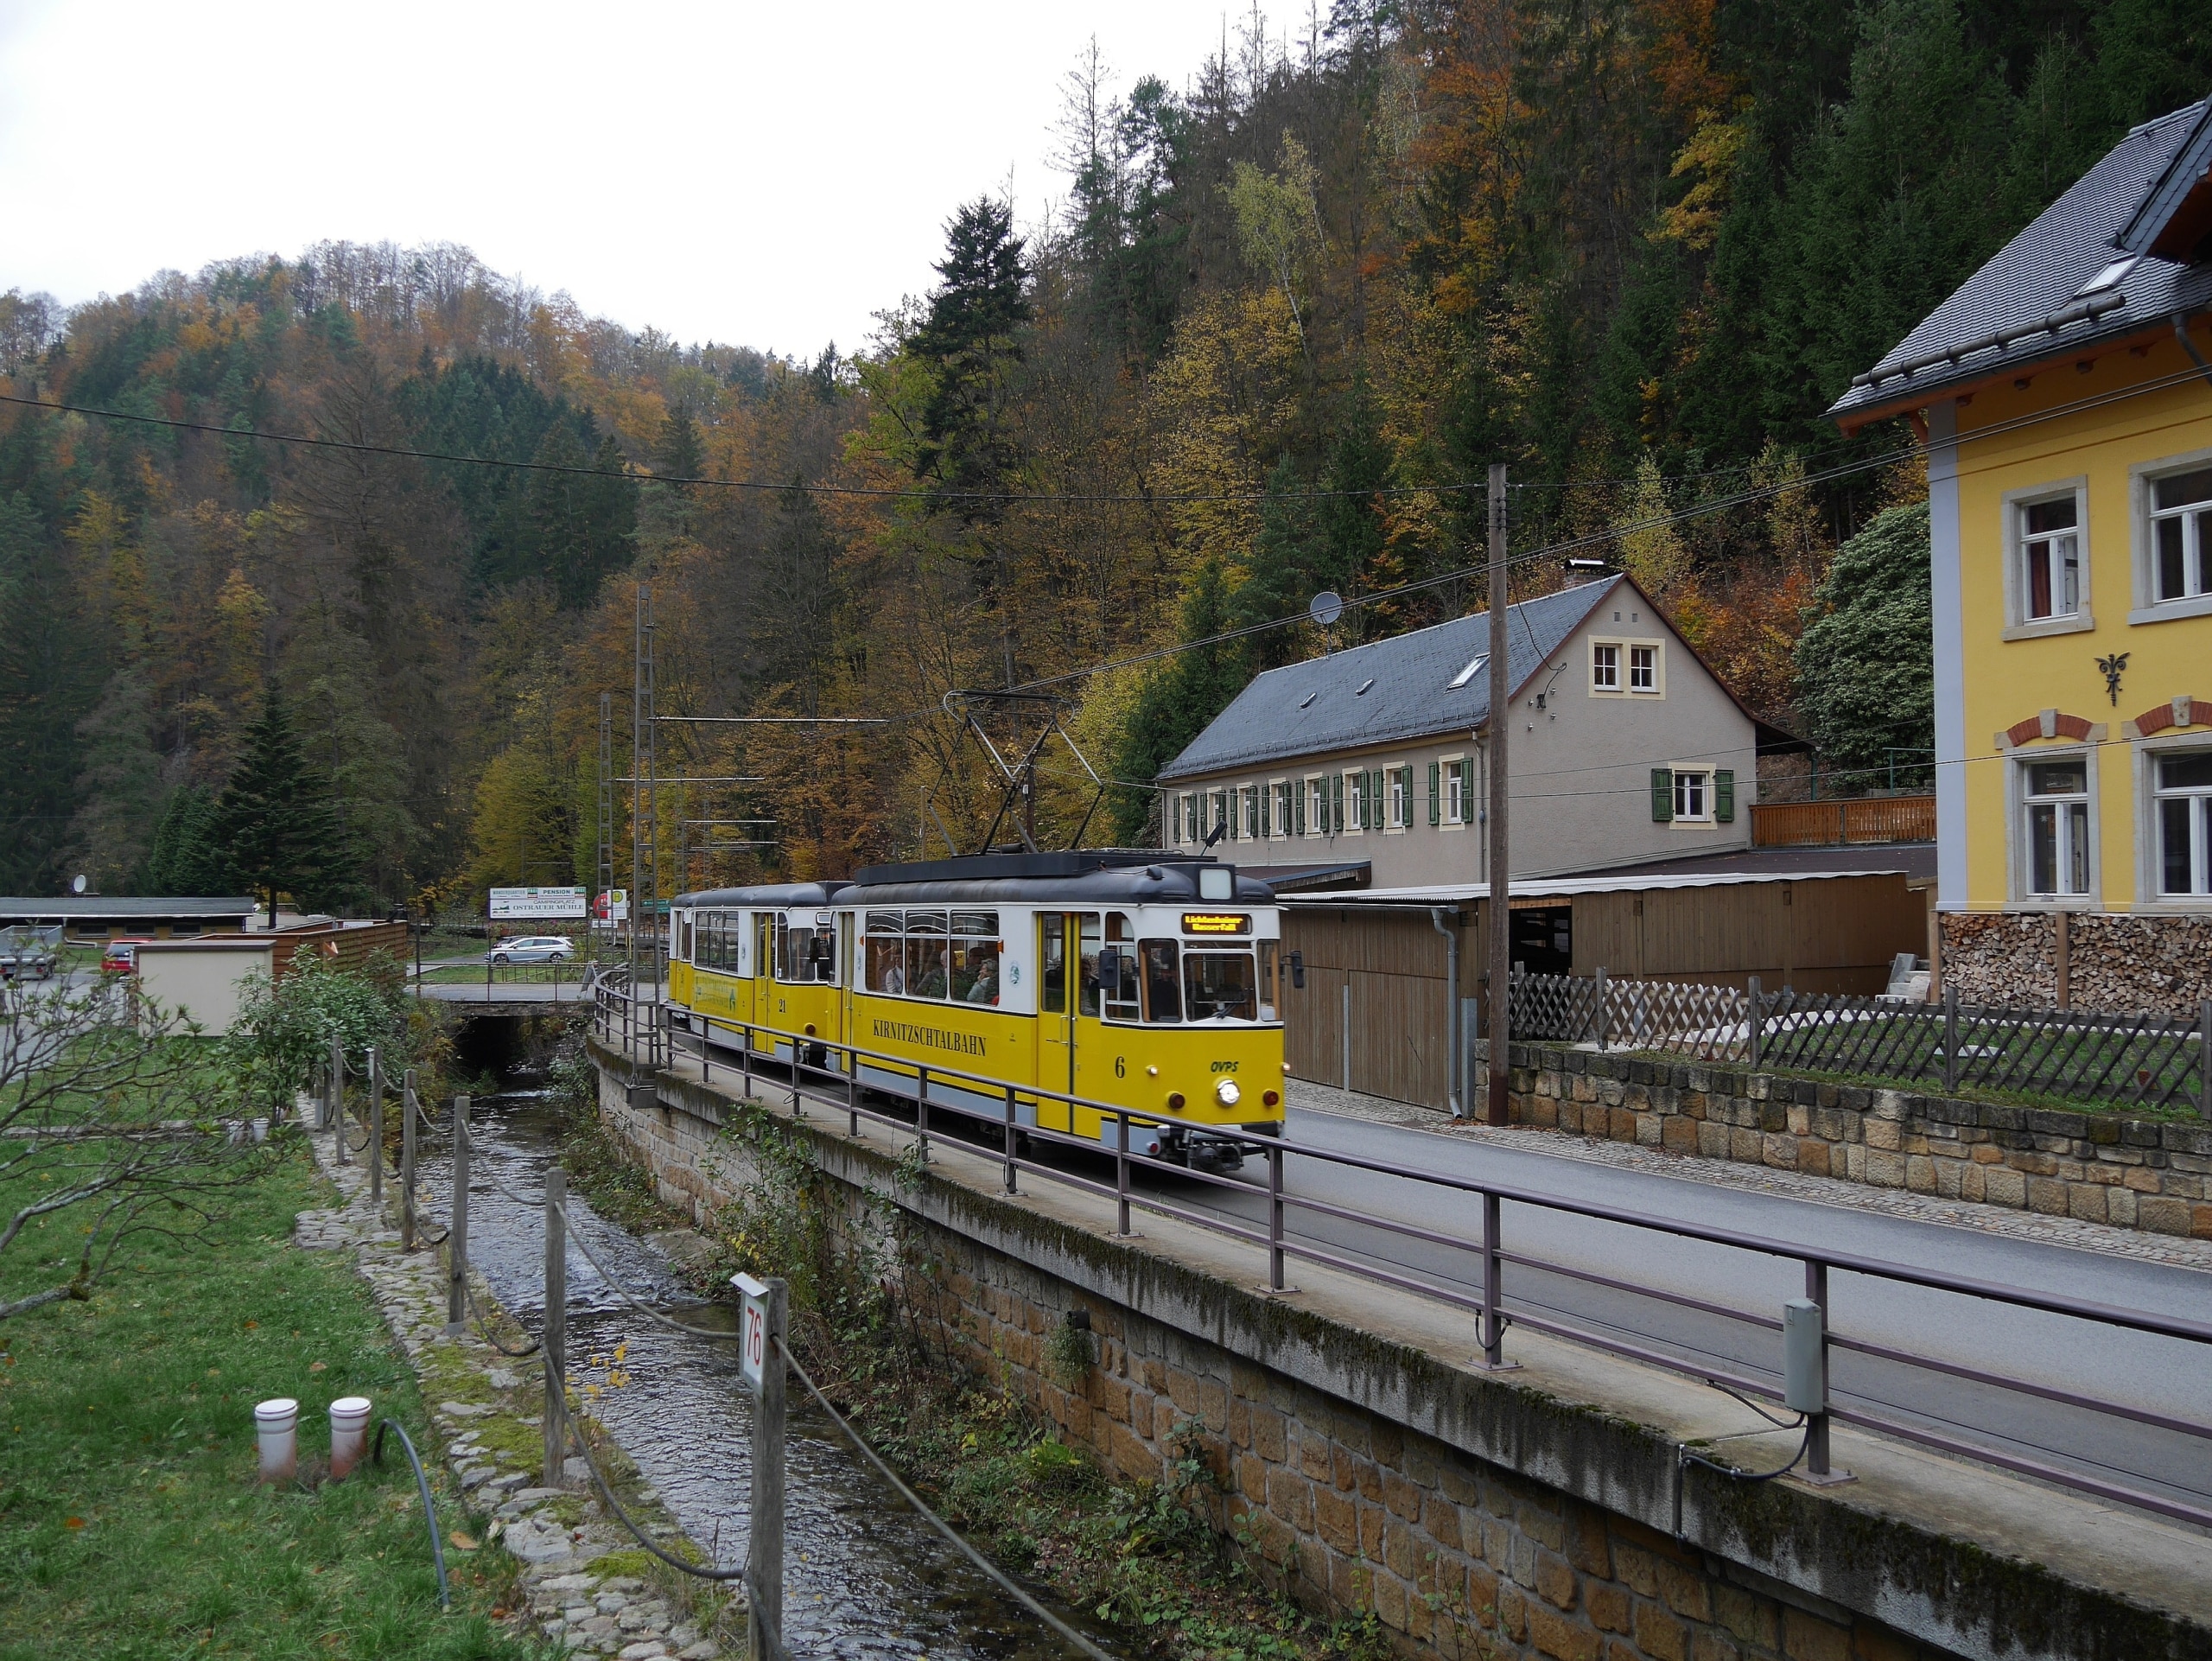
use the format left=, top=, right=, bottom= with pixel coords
left=1038, top=914, right=1077, bottom=1131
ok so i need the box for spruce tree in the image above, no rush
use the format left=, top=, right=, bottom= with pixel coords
left=910, top=199, right=1032, bottom=508
left=1792, top=505, right=1935, bottom=788
left=215, top=684, right=353, bottom=922
left=652, top=406, right=704, bottom=480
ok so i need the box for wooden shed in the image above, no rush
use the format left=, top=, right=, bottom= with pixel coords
left=1278, top=869, right=1924, bottom=1113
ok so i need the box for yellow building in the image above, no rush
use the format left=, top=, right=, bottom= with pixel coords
left=1831, top=96, right=2212, bottom=1014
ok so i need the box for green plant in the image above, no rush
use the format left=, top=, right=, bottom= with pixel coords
left=1043, top=1314, right=1095, bottom=1390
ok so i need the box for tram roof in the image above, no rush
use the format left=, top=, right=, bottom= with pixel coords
left=677, top=854, right=1274, bottom=910
left=673, top=880, right=849, bottom=907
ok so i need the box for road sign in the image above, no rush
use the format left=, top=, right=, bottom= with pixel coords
left=489, top=886, right=588, bottom=920
left=733, top=1272, right=768, bottom=1391
left=594, top=890, right=630, bottom=923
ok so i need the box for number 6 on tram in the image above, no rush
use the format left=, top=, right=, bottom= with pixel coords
left=665, top=851, right=1287, bottom=1168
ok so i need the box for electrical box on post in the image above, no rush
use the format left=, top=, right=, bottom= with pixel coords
left=1783, top=1298, right=1826, bottom=1415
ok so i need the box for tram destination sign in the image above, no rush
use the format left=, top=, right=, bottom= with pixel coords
left=1181, top=912, right=1251, bottom=935
left=488, top=886, right=588, bottom=920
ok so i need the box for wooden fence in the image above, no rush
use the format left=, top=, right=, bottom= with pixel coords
left=1751, top=794, right=1936, bottom=848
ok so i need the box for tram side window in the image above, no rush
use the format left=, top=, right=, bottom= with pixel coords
left=1140, top=940, right=1184, bottom=1023
left=950, top=911, right=1001, bottom=1005
left=903, top=912, right=950, bottom=998
left=1257, top=939, right=1280, bottom=1021
left=775, top=919, right=838, bottom=984
left=1099, top=913, right=1139, bottom=1021
left=865, top=911, right=906, bottom=993
left=1185, top=951, right=1256, bottom=1021
left=1077, top=913, right=1103, bottom=1015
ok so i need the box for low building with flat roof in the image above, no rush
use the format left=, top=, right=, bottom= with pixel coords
left=0, top=895, right=259, bottom=939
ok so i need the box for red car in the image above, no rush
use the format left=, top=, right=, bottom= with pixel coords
left=102, top=938, right=153, bottom=975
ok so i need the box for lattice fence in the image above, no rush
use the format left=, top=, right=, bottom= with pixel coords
left=1510, top=971, right=2212, bottom=1115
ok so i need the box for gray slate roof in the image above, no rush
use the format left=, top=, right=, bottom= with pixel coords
left=1827, top=97, right=2212, bottom=421
left=0, top=895, right=257, bottom=920
left=1156, top=577, right=1620, bottom=782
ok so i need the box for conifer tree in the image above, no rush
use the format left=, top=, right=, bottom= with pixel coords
left=215, top=684, right=354, bottom=922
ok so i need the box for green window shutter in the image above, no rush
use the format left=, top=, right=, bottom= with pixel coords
left=1261, top=785, right=1272, bottom=839
left=1714, top=769, right=1735, bottom=824
left=1294, top=780, right=1306, bottom=837
left=1427, top=760, right=1441, bottom=825
left=1459, top=758, right=1475, bottom=819
left=1650, top=768, right=1674, bottom=822
left=1330, top=772, right=1344, bottom=834
left=1366, top=769, right=1380, bottom=830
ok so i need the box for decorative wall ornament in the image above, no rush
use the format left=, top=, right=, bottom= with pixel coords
left=2094, top=652, right=2129, bottom=706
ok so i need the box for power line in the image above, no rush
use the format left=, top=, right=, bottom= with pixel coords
left=0, top=389, right=1483, bottom=505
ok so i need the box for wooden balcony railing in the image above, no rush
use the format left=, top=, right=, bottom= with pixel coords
left=1751, top=794, right=1936, bottom=847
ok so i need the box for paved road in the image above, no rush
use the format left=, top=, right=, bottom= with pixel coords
left=671, top=1017, right=2212, bottom=1520
left=1157, top=1107, right=2212, bottom=1518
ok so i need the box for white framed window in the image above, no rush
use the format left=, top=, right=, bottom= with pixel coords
left=1344, top=771, right=1365, bottom=835
left=2021, top=757, right=2092, bottom=898
left=2021, top=497, right=2081, bottom=620
left=2155, top=749, right=2212, bottom=897
left=1444, top=755, right=1466, bottom=824
left=1388, top=767, right=1408, bottom=830
left=1306, top=776, right=1326, bottom=836
left=2152, top=465, right=2212, bottom=606
left=1269, top=780, right=1291, bottom=837
left=1672, top=770, right=1710, bottom=821
left=2003, top=480, right=2092, bottom=635
left=1590, top=637, right=1662, bottom=696
left=1240, top=785, right=1259, bottom=840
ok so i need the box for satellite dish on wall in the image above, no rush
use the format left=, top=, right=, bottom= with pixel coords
left=1307, top=590, right=1344, bottom=628
left=71, top=875, right=87, bottom=895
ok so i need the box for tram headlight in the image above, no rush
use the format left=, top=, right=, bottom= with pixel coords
left=1215, top=1079, right=1241, bottom=1107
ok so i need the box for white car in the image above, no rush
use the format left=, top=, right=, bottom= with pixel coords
left=486, top=935, right=577, bottom=964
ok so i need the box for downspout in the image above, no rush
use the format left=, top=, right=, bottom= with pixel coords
left=1431, top=907, right=1463, bottom=1118
left=2173, top=313, right=2212, bottom=390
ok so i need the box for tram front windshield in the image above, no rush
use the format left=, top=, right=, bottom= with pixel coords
left=1183, top=951, right=1257, bottom=1021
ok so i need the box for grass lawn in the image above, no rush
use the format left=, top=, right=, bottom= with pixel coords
left=0, top=1146, right=543, bottom=1660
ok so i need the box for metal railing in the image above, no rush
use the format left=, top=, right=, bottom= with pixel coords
left=1510, top=970, right=2212, bottom=1117
left=594, top=1000, right=2212, bottom=1531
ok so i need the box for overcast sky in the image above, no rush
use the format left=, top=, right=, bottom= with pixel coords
left=0, top=1, right=1260, bottom=359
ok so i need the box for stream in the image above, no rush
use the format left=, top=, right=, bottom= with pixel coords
left=424, top=1084, right=1121, bottom=1659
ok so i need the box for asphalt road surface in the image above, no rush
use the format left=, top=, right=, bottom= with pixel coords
left=1155, top=1107, right=2212, bottom=1519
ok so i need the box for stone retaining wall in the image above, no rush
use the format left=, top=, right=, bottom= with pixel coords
left=1478, top=1041, right=2212, bottom=1239
left=1939, top=911, right=2212, bottom=1015
left=591, top=1037, right=2209, bottom=1661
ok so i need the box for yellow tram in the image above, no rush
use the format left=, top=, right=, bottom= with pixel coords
left=665, top=852, right=1287, bottom=1165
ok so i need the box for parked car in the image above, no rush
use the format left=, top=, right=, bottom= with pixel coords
left=0, top=927, right=58, bottom=981
left=102, top=937, right=153, bottom=975
left=486, top=935, right=576, bottom=964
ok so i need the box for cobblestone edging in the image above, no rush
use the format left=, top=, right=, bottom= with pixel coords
left=1470, top=1039, right=2212, bottom=1240
left=294, top=1136, right=724, bottom=1659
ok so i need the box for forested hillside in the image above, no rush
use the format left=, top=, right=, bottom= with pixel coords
left=3, top=0, right=2207, bottom=908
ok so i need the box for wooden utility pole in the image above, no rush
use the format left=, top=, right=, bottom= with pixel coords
left=400, top=1068, right=417, bottom=1250
left=543, top=1166, right=567, bottom=1489
left=1485, top=462, right=1510, bottom=1127
left=446, top=1095, right=470, bottom=1336
left=742, top=1276, right=788, bottom=1660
